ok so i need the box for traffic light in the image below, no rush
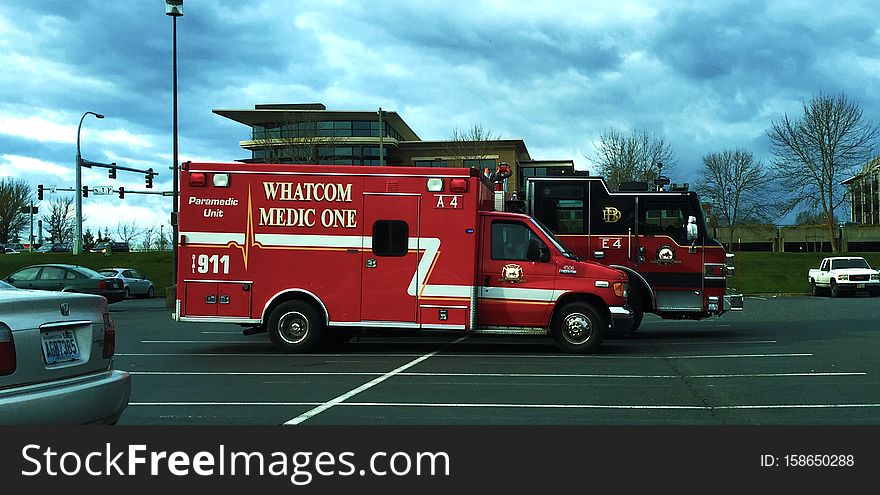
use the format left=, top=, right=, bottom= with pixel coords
left=37, top=184, right=44, bottom=201
left=118, top=186, right=125, bottom=199
left=82, top=186, right=89, bottom=198
left=145, top=168, right=153, bottom=188
left=109, top=167, right=116, bottom=179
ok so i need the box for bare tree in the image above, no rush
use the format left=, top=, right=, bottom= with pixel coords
left=115, top=221, right=144, bottom=244
left=589, top=129, right=676, bottom=190
left=768, top=92, right=878, bottom=252
left=250, top=111, right=349, bottom=164
left=442, top=123, right=501, bottom=168
left=0, top=178, right=30, bottom=244
left=41, top=196, right=75, bottom=244
left=696, top=149, right=776, bottom=247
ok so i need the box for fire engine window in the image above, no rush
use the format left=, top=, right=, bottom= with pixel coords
left=491, top=221, right=545, bottom=261
left=642, top=202, right=690, bottom=244
left=372, top=220, right=409, bottom=257
left=535, top=198, right=584, bottom=234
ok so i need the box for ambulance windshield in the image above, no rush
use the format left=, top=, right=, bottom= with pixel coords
left=529, top=217, right=582, bottom=261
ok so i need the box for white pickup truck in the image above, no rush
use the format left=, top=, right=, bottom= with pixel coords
left=808, top=256, right=880, bottom=297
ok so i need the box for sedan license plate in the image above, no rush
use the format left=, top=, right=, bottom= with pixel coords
left=41, top=330, right=80, bottom=364
left=857, top=284, right=866, bottom=289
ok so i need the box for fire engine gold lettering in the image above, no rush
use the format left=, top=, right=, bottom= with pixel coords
left=262, top=182, right=352, bottom=203
left=258, top=207, right=317, bottom=227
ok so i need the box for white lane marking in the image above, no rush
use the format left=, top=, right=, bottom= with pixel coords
left=283, top=336, right=469, bottom=425
left=609, top=340, right=778, bottom=346
left=116, top=352, right=813, bottom=359
left=129, top=371, right=866, bottom=379
left=142, top=341, right=267, bottom=344
left=127, top=401, right=880, bottom=411
left=142, top=339, right=779, bottom=346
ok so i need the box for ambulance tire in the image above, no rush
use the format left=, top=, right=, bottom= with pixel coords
left=624, top=292, right=644, bottom=336
left=552, top=302, right=605, bottom=354
left=268, top=300, right=324, bottom=353
left=628, top=309, right=644, bottom=336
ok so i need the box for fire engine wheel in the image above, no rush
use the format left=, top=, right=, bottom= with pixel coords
left=552, top=302, right=605, bottom=354
left=268, top=301, right=324, bottom=353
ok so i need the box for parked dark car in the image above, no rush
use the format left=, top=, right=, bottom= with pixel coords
left=35, top=243, right=72, bottom=253
left=3, top=264, right=126, bottom=304
left=90, top=241, right=130, bottom=253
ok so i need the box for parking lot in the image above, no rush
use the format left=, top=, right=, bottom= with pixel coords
left=111, top=295, right=880, bottom=425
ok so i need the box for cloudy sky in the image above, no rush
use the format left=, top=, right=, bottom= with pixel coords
left=2, top=0, right=879, bottom=238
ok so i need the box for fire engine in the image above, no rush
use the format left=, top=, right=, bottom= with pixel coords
left=173, top=162, right=632, bottom=353
left=511, top=175, right=744, bottom=334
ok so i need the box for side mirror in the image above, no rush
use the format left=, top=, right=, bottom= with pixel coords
left=527, top=239, right=550, bottom=262
left=539, top=246, right=550, bottom=263
left=686, top=215, right=698, bottom=241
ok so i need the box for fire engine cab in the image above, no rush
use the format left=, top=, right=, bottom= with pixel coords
left=174, top=162, right=632, bottom=353
left=514, top=175, right=744, bottom=334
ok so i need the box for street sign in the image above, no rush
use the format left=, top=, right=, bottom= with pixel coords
left=92, top=186, right=113, bottom=195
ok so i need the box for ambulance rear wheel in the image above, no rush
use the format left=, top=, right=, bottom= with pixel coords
left=624, top=293, right=644, bottom=336
left=268, top=301, right=324, bottom=353
left=552, top=302, right=605, bottom=354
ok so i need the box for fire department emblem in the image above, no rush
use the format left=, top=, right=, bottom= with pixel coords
left=656, top=245, right=676, bottom=266
left=501, top=263, right=524, bottom=283
left=601, top=206, right=621, bottom=223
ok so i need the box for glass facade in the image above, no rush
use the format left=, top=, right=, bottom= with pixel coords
left=252, top=120, right=405, bottom=141
left=252, top=145, right=387, bottom=165
left=414, top=159, right=448, bottom=168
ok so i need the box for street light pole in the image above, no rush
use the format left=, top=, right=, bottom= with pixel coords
left=75, top=111, right=104, bottom=255
left=166, top=0, right=183, bottom=302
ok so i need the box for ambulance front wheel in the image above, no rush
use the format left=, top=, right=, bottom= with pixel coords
left=552, top=302, right=605, bottom=354
left=268, top=300, right=324, bottom=353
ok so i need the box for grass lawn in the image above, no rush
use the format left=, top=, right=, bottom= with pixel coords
left=0, top=251, right=173, bottom=297
left=2, top=250, right=879, bottom=296
left=729, top=251, right=880, bottom=294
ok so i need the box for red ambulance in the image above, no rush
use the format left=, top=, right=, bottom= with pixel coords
left=174, top=163, right=632, bottom=353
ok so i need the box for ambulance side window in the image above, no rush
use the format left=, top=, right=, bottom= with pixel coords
left=372, top=220, right=408, bottom=257
left=491, top=221, right=546, bottom=261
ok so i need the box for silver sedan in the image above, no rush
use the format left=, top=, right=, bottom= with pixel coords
left=0, top=280, right=131, bottom=424
left=98, top=267, right=156, bottom=299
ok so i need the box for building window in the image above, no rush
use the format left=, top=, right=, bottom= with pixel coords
left=464, top=159, right=496, bottom=170
left=414, top=160, right=448, bottom=168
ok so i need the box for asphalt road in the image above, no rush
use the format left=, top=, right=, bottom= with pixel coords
left=111, top=295, right=880, bottom=425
